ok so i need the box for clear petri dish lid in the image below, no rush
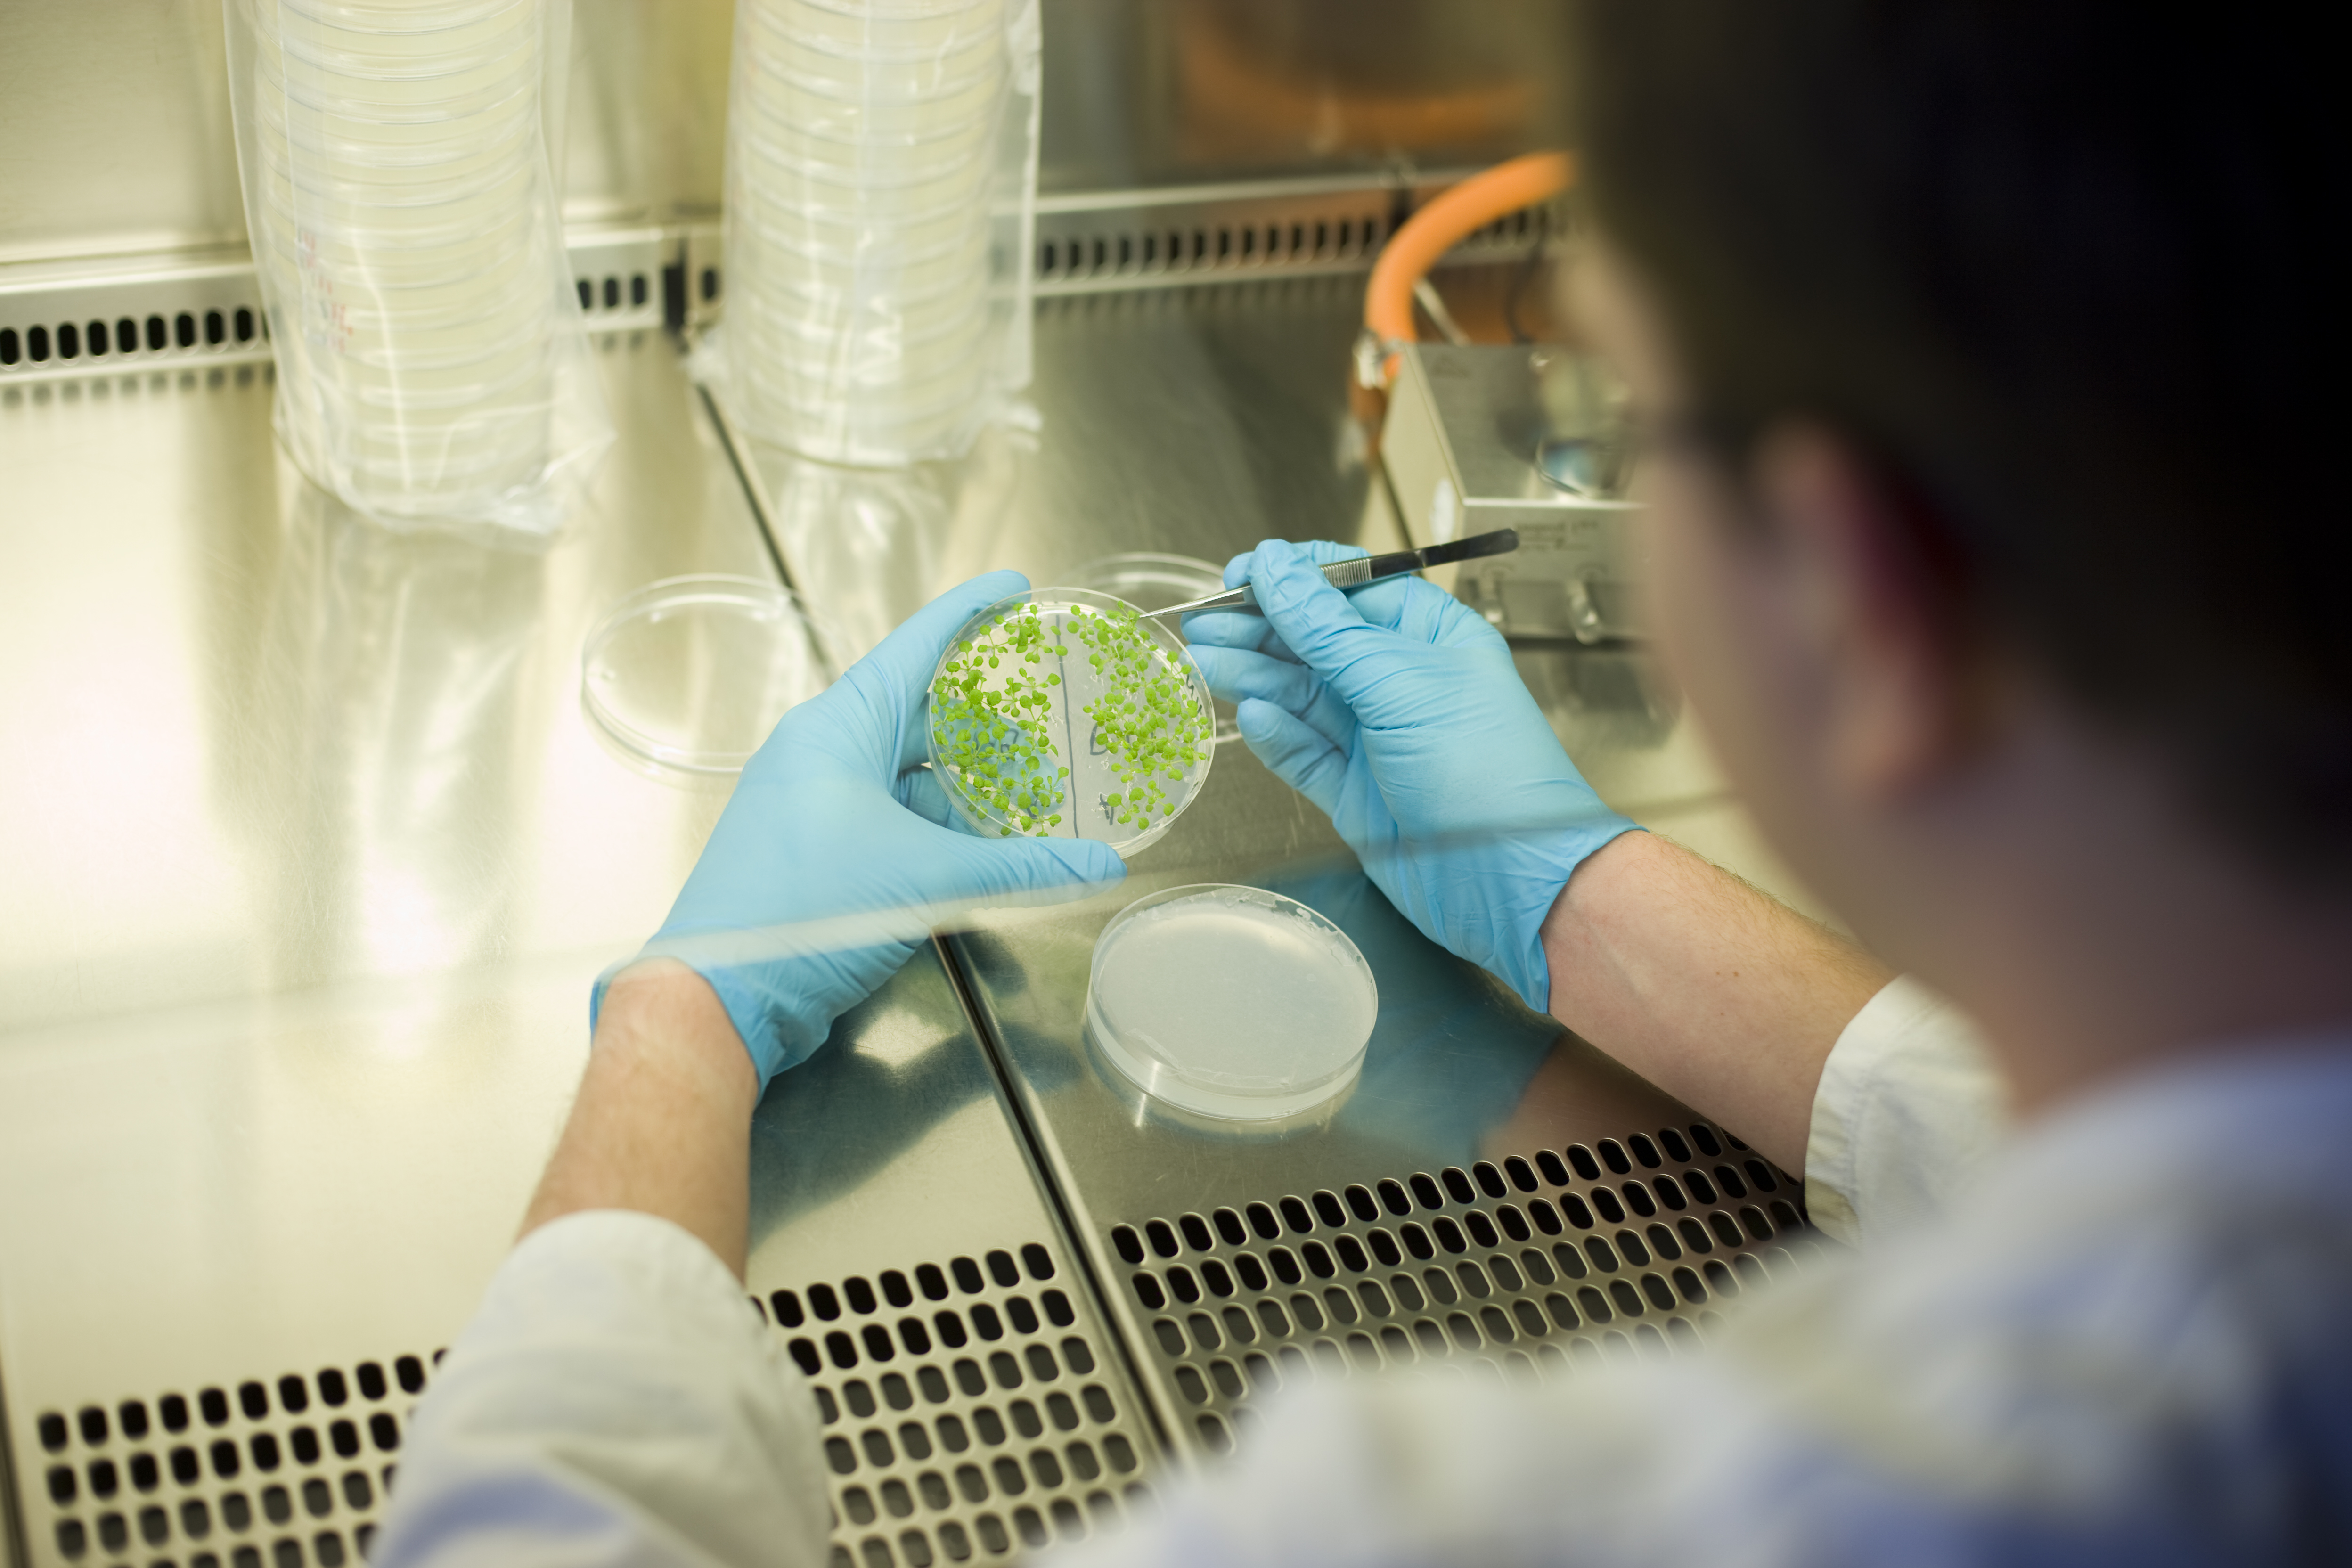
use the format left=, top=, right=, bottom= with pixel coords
left=269, top=0, right=540, bottom=52
left=256, top=179, right=539, bottom=239
left=925, top=588, right=1215, bottom=857
left=255, top=102, right=539, bottom=159
left=752, top=324, right=992, bottom=377
left=270, top=33, right=540, bottom=92
left=738, top=45, right=1004, bottom=110
left=275, top=0, right=534, bottom=25
left=581, top=575, right=836, bottom=780
left=730, top=210, right=990, bottom=273
left=740, top=357, right=988, bottom=406
left=257, top=156, right=539, bottom=214
left=740, top=1, right=1005, bottom=63
left=740, top=323, right=993, bottom=390
left=735, top=130, right=993, bottom=195
left=1085, top=884, right=1378, bottom=1121
left=728, top=249, right=991, bottom=316
left=347, top=361, right=555, bottom=413
left=735, top=79, right=1003, bottom=146
left=256, top=59, right=542, bottom=125
left=767, top=0, right=1005, bottom=22
left=737, top=44, right=1002, bottom=109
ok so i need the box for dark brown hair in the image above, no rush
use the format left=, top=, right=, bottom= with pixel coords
left=1568, top=0, right=2351, bottom=882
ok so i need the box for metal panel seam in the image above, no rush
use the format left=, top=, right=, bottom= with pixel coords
left=930, top=935, right=1180, bottom=1465
left=0, top=1354, right=24, bottom=1568
left=694, top=377, right=810, bottom=612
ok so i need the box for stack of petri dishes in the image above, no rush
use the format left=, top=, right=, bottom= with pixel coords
left=727, top=0, right=1011, bottom=466
left=238, top=0, right=571, bottom=523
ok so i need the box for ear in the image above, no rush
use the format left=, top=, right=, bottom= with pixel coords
left=1748, top=424, right=1976, bottom=799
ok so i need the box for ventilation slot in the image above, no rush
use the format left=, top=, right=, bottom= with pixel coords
left=1031, top=189, right=1562, bottom=298
left=1109, top=1124, right=1818, bottom=1447
left=763, top=1244, right=1156, bottom=1563
left=573, top=270, right=654, bottom=318
left=0, top=306, right=265, bottom=377
left=1036, top=213, right=1390, bottom=289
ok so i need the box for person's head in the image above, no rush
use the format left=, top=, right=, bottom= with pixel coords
left=1561, top=1, right=2352, bottom=1068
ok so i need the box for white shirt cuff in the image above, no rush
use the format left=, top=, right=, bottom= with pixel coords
left=1805, top=977, right=2009, bottom=1248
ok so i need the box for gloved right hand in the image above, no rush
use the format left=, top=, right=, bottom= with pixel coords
left=1184, top=538, right=1639, bottom=1014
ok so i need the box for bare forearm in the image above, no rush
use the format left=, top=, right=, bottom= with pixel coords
left=522, top=960, right=760, bottom=1278
left=1539, top=831, right=1890, bottom=1172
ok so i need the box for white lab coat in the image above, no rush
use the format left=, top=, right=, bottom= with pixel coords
left=372, top=980, right=2352, bottom=1566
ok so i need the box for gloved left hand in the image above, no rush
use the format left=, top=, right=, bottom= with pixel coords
left=595, top=570, right=1127, bottom=1093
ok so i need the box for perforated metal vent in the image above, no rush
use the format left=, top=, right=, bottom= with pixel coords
left=761, top=1244, right=1160, bottom=1566
left=1106, top=1124, right=1817, bottom=1452
left=0, top=226, right=719, bottom=385
left=0, top=307, right=263, bottom=368
left=0, top=177, right=1545, bottom=378
left=24, top=1353, right=433, bottom=1568
left=22, top=1243, right=1165, bottom=1568
left=1032, top=179, right=1560, bottom=297
left=0, top=261, right=271, bottom=386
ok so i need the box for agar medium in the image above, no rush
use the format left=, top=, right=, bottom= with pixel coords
left=582, top=575, right=833, bottom=779
left=1086, top=885, right=1378, bottom=1121
left=926, top=588, right=1216, bottom=856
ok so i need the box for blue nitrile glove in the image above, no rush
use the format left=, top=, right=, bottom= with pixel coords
left=1183, top=538, right=1638, bottom=1014
left=594, top=570, right=1127, bottom=1091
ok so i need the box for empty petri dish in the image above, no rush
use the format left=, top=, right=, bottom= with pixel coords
left=582, top=575, right=833, bottom=779
left=926, top=587, right=1214, bottom=856
left=1085, top=884, right=1378, bottom=1121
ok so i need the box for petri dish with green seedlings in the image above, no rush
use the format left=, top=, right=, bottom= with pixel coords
left=926, top=587, right=1216, bottom=856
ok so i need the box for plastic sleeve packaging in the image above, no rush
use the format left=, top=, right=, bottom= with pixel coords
left=716, top=0, right=1042, bottom=466
left=221, top=0, right=614, bottom=539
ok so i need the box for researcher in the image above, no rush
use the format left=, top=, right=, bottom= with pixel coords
left=371, top=2, right=2352, bottom=1563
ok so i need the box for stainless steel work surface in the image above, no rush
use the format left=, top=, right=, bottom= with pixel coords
left=0, top=7, right=1840, bottom=1563
left=0, top=337, right=768, bottom=1037
left=0, top=337, right=763, bottom=1565
left=4, top=270, right=1830, bottom=1565
left=0, top=341, right=1158, bottom=1568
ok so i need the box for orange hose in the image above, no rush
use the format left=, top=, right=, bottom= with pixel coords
left=1363, top=150, right=1575, bottom=384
